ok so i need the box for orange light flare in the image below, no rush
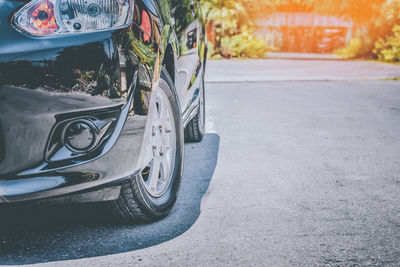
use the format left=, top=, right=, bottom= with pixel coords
left=29, top=0, right=59, bottom=34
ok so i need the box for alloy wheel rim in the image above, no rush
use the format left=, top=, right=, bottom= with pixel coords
left=140, top=87, right=176, bottom=198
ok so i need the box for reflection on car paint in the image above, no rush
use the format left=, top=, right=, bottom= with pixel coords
left=0, top=0, right=207, bottom=202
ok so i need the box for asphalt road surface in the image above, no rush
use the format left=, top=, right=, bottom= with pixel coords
left=1, top=59, right=400, bottom=266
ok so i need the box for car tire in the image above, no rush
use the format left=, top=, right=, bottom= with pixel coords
left=108, top=68, right=184, bottom=224
left=184, top=70, right=205, bottom=143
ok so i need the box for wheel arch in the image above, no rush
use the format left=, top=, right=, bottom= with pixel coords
left=162, top=43, right=175, bottom=84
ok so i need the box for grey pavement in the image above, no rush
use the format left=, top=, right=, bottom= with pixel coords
left=266, top=52, right=342, bottom=60
left=206, top=59, right=400, bottom=83
left=1, top=59, right=400, bottom=266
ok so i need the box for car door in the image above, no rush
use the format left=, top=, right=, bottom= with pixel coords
left=170, top=0, right=202, bottom=114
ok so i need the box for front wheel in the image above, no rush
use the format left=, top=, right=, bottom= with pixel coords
left=108, top=68, right=184, bottom=224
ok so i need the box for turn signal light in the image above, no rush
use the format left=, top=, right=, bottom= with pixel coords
left=13, top=0, right=134, bottom=37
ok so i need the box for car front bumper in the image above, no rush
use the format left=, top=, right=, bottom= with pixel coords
left=0, top=2, right=157, bottom=203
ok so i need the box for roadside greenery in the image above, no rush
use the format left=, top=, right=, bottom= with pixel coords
left=374, top=25, right=400, bottom=62
left=335, top=39, right=364, bottom=59
left=201, top=0, right=274, bottom=59
left=372, top=0, right=400, bottom=62
left=334, top=0, right=400, bottom=62
left=203, top=0, right=400, bottom=62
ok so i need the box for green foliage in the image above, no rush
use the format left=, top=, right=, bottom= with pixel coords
left=334, top=38, right=363, bottom=59
left=220, top=31, right=274, bottom=58
left=201, top=0, right=246, bottom=27
left=202, top=0, right=274, bottom=59
left=206, top=33, right=273, bottom=59
left=374, top=25, right=400, bottom=62
left=333, top=0, right=400, bottom=61
left=334, top=36, right=375, bottom=59
left=206, top=43, right=219, bottom=59
left=202, top=0, right=400, bottom=61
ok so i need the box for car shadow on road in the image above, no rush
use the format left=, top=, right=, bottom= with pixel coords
left=0, top=133, right=220, bottom=265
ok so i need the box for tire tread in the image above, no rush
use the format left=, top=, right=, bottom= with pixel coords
left=185, top=112, right=203, bottom=142
left=107, top=178, right=153, bottom=224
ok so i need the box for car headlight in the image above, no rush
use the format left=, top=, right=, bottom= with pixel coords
left=13, top=0, right=134, bottom=37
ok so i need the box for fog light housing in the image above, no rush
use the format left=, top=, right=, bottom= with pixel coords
left=62, top=119, right=97, bottom=153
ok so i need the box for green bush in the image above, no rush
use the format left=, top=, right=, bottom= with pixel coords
left=202, top=0, right=274, bottom=59
left=334, top=38, right=364, bottom=59
left=217, top=31, right=274, bottom=59
left=334, top=0, right=400, bottom=61
left=372, top=0, right=400, bottom=62
left=374, top=25, right=400, bottom=62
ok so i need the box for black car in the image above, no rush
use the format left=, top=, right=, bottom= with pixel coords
left=0, top=0, right=207, bottom=223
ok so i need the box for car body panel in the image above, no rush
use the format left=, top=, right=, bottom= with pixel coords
left=0, top=0, right=206, bottom=202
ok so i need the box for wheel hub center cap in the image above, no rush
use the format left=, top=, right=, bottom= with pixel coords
left=152, top=123, right=165, bottom=157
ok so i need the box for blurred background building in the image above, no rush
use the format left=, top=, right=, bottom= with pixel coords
left=256, top=13, right=354, bottom=53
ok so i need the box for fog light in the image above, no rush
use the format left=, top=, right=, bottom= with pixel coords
left=63, top=119, right=96, bottom=153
